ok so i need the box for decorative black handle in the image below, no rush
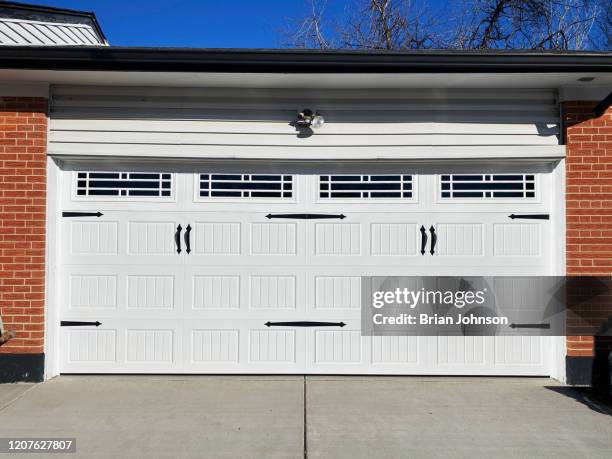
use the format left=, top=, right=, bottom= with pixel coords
left=184, top=224, right=192, bottom=254
left=420, top=225, right=427, bottom=255
left=175, top=224, right=182, bottom=254
left=429, top=225, right=437, bottom=255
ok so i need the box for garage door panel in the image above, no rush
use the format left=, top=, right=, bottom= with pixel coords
left=61, top=319, right=183, bottom=373
left=192, top=221, right=241, bottom=256
left=251, top=222, right=298, bottom=255
left=429, top=214, right=550, bottom=269
left=494, top=336, right=545, bottom=366
left=493, top=223, right=542, bottom=257
left=66, top=328, right=118, bottom=366
left=183, top=320, right=244, bottom=371
left=437, top=335, right=488, bottom=366
left=433, top=223, right=484, bottom=256
left=61, top=265, right=184, bottom=320
left=309, top=214, right=425, bottom=266
left=183, top=267, right=308, bottom=315
left=58, top=165, right=555, bottom=375
left=62, top=212, right=185, bottom=265
left=314, top=222, right=362, bottom=256
left=66, top=271, right=118, bottom=311
left=127, top=221, right=176, bottom=256
left=121, top=214, right=185, bottom=264
left=64, top=219, right=119, bottom=257
left=185, top=213, right=307, bottom=265
left=314, top=329, right=363, bottom=364
left=370, top=222, right=419, bottom=256
left=191, top=274, right=241, bottom=310
left=313, top=276, right=361, bottom=311
left=371, top=336, right=420, bottom=365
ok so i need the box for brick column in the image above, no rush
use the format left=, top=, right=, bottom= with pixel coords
left=0, top=97, right=47, bottom=382
left=563, top=100, right=612, bottom=385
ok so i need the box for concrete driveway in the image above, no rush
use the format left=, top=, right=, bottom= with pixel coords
left=0, top=376, right=610, bottom=458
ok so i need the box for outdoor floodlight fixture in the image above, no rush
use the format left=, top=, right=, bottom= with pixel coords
left=297, top=109, right=325, bottom=129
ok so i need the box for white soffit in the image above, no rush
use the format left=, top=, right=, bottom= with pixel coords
left=0, top=69, right=610, bottom=92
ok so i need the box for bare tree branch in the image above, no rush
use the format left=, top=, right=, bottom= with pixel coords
left=282, top=0, right=610, bottom=50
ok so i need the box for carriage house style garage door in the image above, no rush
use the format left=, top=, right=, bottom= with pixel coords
left=57, top=162, right=558, bottom=375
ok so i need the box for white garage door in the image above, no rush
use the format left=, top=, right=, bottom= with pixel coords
left=57, top=162, right=557, bottom=375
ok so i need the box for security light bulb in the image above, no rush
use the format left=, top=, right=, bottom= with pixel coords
left=311, top=115, right=325, bottom=129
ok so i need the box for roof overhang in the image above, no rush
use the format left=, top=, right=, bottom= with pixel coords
left=0, top=47, right=610, bottom=100
left=0, top=47, right=611, bottom=73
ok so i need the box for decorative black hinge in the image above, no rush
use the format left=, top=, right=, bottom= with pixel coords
left=62, top=211, right=103, bottom=218
left=508, top=214, right=549, bottom=220
left=509, top=323, right=550, bottom=329
left=61, top=321, right=102, bottom=327
left=265, top=321, right=346, bottom=327
left=266, top=213, right=346, bottom=220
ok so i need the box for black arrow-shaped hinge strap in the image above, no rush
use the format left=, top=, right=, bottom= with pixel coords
left=509, top=323, right=551, bottom=329
left=265, top=321, right=346, bottom=327
left=266, top=213, right=346, bottom=220
left=61, top=321, right=102, bottom=327
left=508, top=214, right=549, bottom=220
left=62, top=211, right=103, bottom=218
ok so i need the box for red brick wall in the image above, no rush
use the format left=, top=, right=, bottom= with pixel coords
left=563, top=101, right=612, bottom=358
left=0, top=97, right=47, bottom=355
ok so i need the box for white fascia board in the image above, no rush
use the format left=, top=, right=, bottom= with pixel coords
left=48, top=144, right=566, bottom=161
left=0, top=81, right=49, bottom=98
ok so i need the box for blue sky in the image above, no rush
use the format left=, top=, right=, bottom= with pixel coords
left=38, top=0, right=353, bottom=47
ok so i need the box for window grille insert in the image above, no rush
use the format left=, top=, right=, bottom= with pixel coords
left=76, top=172, right=172, bottom=197
left=319, top=175, right=413, bottom=199
left=440, top=174, right=536, bottom=199
left=199, top=174, right=293, bottom=198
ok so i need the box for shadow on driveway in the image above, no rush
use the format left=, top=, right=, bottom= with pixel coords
left=544, top=385, right=611, bottom=416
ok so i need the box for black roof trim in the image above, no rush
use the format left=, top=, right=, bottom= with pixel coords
left=0, top=1, right=107, bottom=43
left=0, top=46, right=610, bottom=73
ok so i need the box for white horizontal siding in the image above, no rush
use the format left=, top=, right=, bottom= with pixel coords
left=49, top=86, right=560, bottom=158
left=50, top=119, right=556, bottom=135
left=50, top=132, right=556, bottom=146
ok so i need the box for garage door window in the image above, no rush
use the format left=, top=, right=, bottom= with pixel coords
left=318, top=175, right=413, bottom=199
left=198, top=174, right=293, bottom=199
left=75, top=172, right=172, bottom=198
left=440, top=174, right=536, bottom=199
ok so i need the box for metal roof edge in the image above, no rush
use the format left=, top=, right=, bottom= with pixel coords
left=0, top=46, right=610, bottom=73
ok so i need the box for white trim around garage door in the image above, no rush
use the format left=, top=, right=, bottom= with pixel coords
left=44, top=156, right=568, bottom=379
left=48, top=145, right=566, bottom=161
